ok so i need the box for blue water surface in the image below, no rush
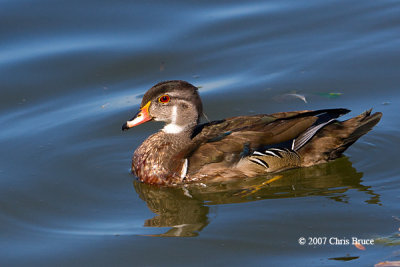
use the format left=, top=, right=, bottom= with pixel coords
left=1, top=0, right=400, bottom=266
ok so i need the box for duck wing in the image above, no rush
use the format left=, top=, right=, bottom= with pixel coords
left=185, top=109, right=350, bottom=177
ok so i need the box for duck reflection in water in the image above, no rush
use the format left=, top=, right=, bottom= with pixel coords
left=133, top=157, right=380, bottom=237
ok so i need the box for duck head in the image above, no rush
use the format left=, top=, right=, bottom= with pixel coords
left=122, top=80, right=203, bottom=134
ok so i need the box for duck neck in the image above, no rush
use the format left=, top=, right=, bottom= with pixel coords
left=162, top=123, right=196, bottom=140
left=161, top=104, right=199, bottom=137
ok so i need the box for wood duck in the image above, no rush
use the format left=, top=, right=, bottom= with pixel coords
left=122, top=80, right=382, bottom=185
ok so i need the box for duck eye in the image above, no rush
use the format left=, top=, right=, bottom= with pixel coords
left=158, top=95, right=170, bottom=103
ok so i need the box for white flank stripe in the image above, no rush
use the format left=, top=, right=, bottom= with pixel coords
left=251, top=158, right=269, bottom=169
left=264, top=150, right=280, bottom=157
left=181, top=158, right=188, bottom=179
left=269, top=148, right=286, bottom=153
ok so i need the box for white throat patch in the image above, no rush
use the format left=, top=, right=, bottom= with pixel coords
left=162, top=105, right=184, bottom=134
left=163, top=123, right=184, bottom=134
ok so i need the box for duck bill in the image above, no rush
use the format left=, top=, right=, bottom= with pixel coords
left=122, top=101, right=152, bottom=131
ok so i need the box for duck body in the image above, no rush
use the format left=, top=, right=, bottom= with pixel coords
left=123, top=80, right=382, bottom=185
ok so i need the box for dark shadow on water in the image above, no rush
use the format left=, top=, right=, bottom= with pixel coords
left=133, top=156, right=380, bottom=237
left=133, top=183, right=210, bottom=237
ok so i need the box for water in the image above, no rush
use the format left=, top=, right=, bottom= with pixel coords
left=1, top=0, right=400, bottom=266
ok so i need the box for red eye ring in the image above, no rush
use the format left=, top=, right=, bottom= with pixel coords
left=158, top=95, right=170, bottom=103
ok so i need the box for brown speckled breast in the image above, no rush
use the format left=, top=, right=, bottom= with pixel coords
left=132, top=132, right=187, bottom=185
